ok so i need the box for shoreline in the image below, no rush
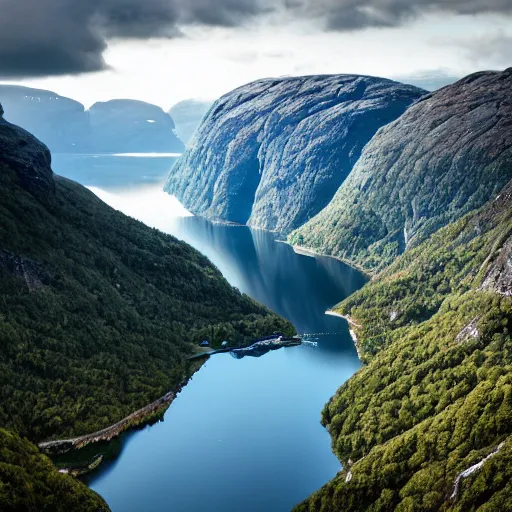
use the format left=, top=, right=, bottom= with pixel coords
left=188, top=336, right=302, bottom=361
left=38, top=391, right=177, bottom=456
left=38, top=357, right=207, bottom=459
left=283, top=242, right=372, bottom=278
left=325, top=310, right=363, bottom=359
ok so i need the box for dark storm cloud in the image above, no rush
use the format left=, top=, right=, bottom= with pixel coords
left=300, top=0, right=512, bottom=31
left=1, top=0, right=512, bottom=78
left=0, top=0, right=269, bottom=78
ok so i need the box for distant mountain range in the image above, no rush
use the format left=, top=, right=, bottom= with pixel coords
left=0, top=85, right=184, bottom=154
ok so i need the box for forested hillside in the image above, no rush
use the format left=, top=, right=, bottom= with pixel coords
left=295, top=180, right=512, bottom=511
left=291, top=69, right=512, bottom=273
left=0, top=106, right=293, bottom=510
left=0, top=429, right=108, bottom=511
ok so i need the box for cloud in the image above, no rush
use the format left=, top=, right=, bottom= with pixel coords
left=297, top=0, right=512, bottom=31
left=1, top=0, right=512, bottom=78
left=457, top=32, right=512, bottom=68
left=0, top=0, right=269, bottom=78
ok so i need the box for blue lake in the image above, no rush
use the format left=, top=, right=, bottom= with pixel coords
left=54, top=155, right=367, bottom=512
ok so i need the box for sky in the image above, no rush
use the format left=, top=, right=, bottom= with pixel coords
left=0, top=0, right=511, bottom=109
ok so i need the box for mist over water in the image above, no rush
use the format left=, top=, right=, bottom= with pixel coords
left=55, top=156, right=367, bottom=512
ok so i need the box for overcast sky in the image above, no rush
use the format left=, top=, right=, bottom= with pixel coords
left=1, top=0, right=511, bottom=109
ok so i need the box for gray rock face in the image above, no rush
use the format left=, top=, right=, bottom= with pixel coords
left=0, top=102, right=54, bottom=199
left=164, top=75, right=424, bottom=233
left=291, top=68, right=512, bottom=272
left=481, top=181, right=512, bottom=296
left=0, top=85, right=184, bottom=154
left=169, top=99, right=213, bottom=145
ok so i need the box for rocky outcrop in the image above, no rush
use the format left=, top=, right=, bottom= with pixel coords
left=0, top=249, right=50, bottom=291
left=291, top=68, right=512, bottom=273
left=164, top=75, right=424, bottom=233
left=0, top=85, right=184, bottom=153
left=0, top=102, right=54, bottom=199
left=169, top=99, right=212, bottom=144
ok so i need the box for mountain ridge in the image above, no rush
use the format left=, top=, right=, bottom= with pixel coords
left=0, top=85, right=184, bottom=153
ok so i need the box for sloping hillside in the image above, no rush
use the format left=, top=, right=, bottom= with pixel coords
left=291, top=68, right=512, bottom=273
left=295, top=180, right=512, bottom=511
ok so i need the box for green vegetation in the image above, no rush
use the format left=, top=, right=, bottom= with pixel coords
left=295, top=182, right=512, bottom=511
left=0, top=163, right=293, bottom=442
left=290, top=69, right=512, bottom=274
left=0, top=428, right=108, bottom=511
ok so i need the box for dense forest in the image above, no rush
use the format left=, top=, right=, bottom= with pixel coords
left=0, top=112, right=294, bottom=510
left=0, top=166, right=293, bottom=441
left=0, top=428, right=108, bottom=511
left=295, top=181, right=512, bottom=511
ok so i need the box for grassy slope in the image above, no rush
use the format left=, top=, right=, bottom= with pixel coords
left=295, top=183, right=512, bottom=511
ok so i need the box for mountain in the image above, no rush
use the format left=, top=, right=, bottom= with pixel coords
left=0, top=84, right=87, bottom=153
left=164, top=75, right=425, bottom=233
left=290, top=69, right=512, bottom=273
left=169, top=99, right=213, bottom=145
left=392, top=70, right=460, bottom=91
left=0, top=105, right=293, bottom=508
left=88, top=99, right=184, bottom=153
left=0, top=85, right=184, bottom=153
left=296, top=178, right=512, bottom=511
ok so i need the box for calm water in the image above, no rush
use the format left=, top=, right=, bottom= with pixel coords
left=55, top=156, right=367, bottom=512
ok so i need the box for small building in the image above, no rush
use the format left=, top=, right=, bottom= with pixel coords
left=200, top=340, right=210, bottom=347
left=221, top=341, right=229, bottom=348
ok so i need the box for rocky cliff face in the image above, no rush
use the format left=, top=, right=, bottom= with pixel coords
left=291, top=68, right=512, bottom=272
left=0, top=85, right=184, bottom=153
left=164, top=75, right=424, bottom=233
left=0, top=102, right=54, bottom=199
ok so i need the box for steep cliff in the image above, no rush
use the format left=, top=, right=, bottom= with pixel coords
left=0, top=104, right=54, bottom=198
left=164, top=75, right=424, bottom=233
left=296, top=179, right=512, bottom=511
left=291, top=68, right=512, bottom=273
